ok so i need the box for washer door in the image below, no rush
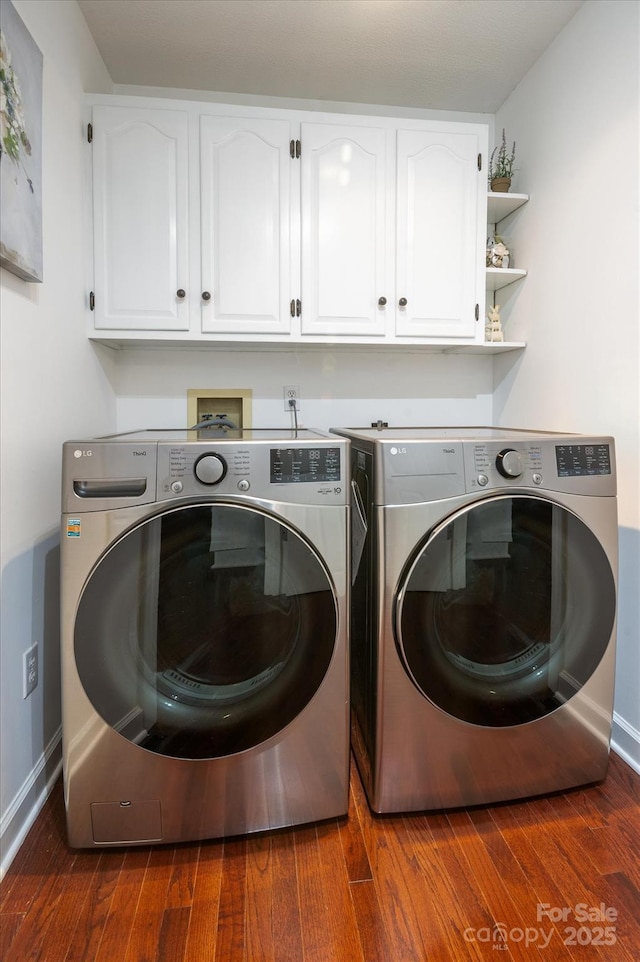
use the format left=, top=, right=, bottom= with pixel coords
left=395, top=495, right=615, bottom=727
left=75, top=503, right=337, bottom=758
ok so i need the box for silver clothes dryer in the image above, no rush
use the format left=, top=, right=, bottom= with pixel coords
left=331, top=426, right=617, bottom=812
left=61, top=428, right=349, bottom=847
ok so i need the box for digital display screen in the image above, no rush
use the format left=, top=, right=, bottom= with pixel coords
left=270, top=447, right=341, bottom=483
left=555, top=444, right=611, bottom=477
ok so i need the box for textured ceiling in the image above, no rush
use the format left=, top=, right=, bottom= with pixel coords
left=77, top=0, right=584, bottom=113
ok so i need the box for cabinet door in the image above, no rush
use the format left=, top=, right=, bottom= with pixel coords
left=92, top=106, right=190, bottom=331
left=300, top=123, right=391, bottom=337
left=200, top=116, right=293, bottom=334
left=396, top=128, right=486, bottom=339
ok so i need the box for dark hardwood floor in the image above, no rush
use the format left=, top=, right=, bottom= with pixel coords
left=1, top=752, right=639, bottom=961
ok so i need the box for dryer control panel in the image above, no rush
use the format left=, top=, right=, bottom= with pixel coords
left=464, top=438, right=615, bottom=498
left=470, top=441, right=543, bottom=489
left=331, top=429, right=616, bottom=504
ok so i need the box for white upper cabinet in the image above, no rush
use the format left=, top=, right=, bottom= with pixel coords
left=396, top=127, right=486, bottom=339
left=300, top=122, right=391, bottom=337
left=88, top=98, right=496, bottom=350
left=91, top=105, right=190, bottom=331
left=200, top=115, right=293, bottom=334
left=300, top=122, right=487, bottom=342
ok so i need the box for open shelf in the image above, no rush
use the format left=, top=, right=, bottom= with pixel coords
left=487, top=192, right=529, bottom=224
left=89, top=333, right=526, bottom=355
left=486, top=267, right=527, bottom=292
left=444, top=341, right=526, bottom=355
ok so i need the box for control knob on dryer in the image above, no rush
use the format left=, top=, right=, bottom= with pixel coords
left=495, top=448, right=523, bottom=478
left=194, top=453, right=227, bottom=485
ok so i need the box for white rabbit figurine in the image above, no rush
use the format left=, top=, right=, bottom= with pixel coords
left=485, top=304, right=504, bottom=342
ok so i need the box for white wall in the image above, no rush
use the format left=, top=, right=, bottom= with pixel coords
left=114, top=347, right=494, bottom=433
left=493, top=0, right=640, bottom=768
left=0, top=0, right=114, bottom=874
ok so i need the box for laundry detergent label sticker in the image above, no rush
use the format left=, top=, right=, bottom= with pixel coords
left=66, top=519, right=81, bottom=538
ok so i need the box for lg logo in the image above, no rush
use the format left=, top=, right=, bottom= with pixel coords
left=73, top=449, right=92, bottom=458
left=389, top=446, right=407, bottom=455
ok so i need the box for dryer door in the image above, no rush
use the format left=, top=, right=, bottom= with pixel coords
left=74, top=503, right=337, bottom=758
left=395, top=495, right=616, bottom=727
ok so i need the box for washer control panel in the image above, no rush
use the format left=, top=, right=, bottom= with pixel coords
left=62, top=435, right=349, bottom=511
left=160, top=444, right=255, bottom=498
left=156, top=440, right=348, bottom=505
left=270, top=446, right=341, bottom=484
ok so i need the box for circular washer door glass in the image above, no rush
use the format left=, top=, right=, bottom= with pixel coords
left=75, top=503, right=337, bottom=758
left=395, top=496, right=615, bottom=727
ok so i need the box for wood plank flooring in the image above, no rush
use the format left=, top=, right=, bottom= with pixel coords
left=1, top=752, right=639, bottom=961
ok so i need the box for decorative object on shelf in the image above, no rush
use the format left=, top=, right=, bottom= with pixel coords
left=485, top=304, right=504, bottom=343
left=486, top=233, right=510, bottom=268
left=489, top=128, right=516, bottom=193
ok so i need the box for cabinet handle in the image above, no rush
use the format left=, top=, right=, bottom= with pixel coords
left=398, top=297, right=407, bottom=307
left=176, top=289, right=186, bottom=299
left=378, top=296, right=387, bottom=306
left=201, top=291, right=211, bottom=301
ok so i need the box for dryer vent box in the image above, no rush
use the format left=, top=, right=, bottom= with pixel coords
left=187, top=389, right=252, bottom=430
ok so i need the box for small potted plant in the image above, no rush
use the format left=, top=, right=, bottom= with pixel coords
left=489, top=129, right=516, bottom=192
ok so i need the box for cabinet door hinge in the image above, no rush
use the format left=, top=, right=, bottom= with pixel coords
left=89, top=291, right=95, bottom=311
left=88, top=123, right=93, bottom=144
left=475, top=303, right=479, bottom=321
left=477, top=153, right=482, bottom=172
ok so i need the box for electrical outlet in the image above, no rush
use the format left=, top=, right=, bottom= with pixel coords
left=23, top=644, right=38, bottom=698
left=283, top=385, right=301, bottom=411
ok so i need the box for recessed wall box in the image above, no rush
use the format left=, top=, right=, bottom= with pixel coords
left=187, top=389, right=252, bottom=430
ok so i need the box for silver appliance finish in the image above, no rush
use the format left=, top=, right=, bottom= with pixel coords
left=332, top=426, right=617, bottom=812
left=61, top=428, right=350, bottom=847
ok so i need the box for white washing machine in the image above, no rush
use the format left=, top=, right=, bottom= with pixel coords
left=61, top=428, right=349, bottom=847
left=331, top=426, right=617, bottom=812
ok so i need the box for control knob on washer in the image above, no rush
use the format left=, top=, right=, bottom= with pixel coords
left=194, top=453, right=227, bottom=485
left=496, top=448, right=523, bottom=478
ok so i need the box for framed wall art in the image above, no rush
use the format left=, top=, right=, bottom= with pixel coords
left=0, top=0, right=43, bottom=282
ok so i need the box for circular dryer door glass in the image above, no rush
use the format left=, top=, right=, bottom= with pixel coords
left=396, top=496, right=615, bottom=727
left=74, top=503, right=337, bottom=758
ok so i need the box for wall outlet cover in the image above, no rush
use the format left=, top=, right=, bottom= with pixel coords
left=23, top=644, right=38, bottom=698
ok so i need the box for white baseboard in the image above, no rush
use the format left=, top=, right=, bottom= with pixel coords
left=0, top=728, right=63, bottom=880
left=611, top=712, right=640, bottom=775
